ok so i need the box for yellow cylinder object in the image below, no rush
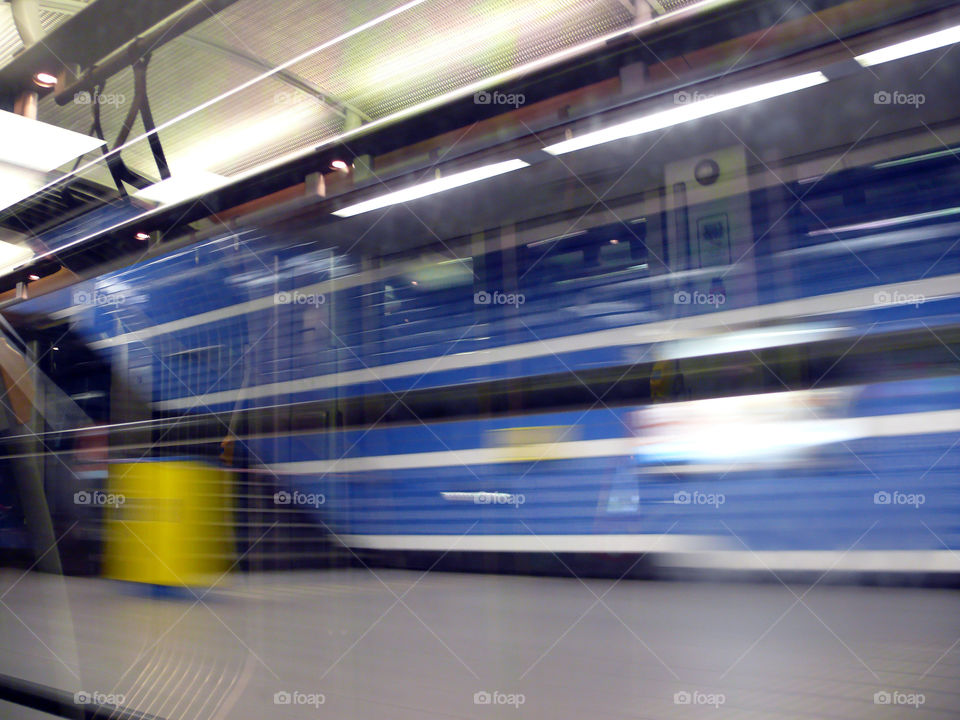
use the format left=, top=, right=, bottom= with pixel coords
left=104, top=460, right=233, bottom=587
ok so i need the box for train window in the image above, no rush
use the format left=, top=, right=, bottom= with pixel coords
left=519, top=222, right=650, bottom=283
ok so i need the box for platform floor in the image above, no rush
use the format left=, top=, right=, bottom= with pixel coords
left=1, top=568, right=958, bottom=719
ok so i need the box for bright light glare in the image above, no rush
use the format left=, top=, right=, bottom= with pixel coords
left=855, top=24, right=960, bottom=67
left=0, top=109, right=104, bottom=172
left=134, top=170, right=229, bottom=206
left=657, top=324, right=841, bottom=360
left=544, top=72, right=828, bottom=155
left=332, top=159, right=529, bottom=217
left=33, top=72, right=58, bottom=88
left=0, top=239, right=34, bottom=276
left=0, top=162, right=46, bottom=211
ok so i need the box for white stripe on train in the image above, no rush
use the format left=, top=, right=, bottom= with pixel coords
left=339, top=534, right=960, bottom=572
left=266, top=407, right=960, bottom=474
left=151, top=271, right=960, bottom=410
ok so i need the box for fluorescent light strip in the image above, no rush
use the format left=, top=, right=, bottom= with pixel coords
left=0, top=239, right=34, bottom=275
left=544, top=71, right=828, bottom=155
left=855, top=24, right=960, bottom=67
left=0, top=109, right=104, bottom=172
left=332, top=159, right=529, bottom=217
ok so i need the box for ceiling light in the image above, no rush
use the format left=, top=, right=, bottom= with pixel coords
left=135, top=232, right=150, bottom=241
left=0, top=240, right=34, bottom=276
left=0, top=163, right=46, bottom=211
left=332, top=159, right=529, bottom=218
left=855, top=24, right=960, bottom=67
left=544, top=72, right=828, bottom=155
left=0, top=109, right=104, bottom=173
left=331, top=160, right=350, bottom=172
left=33, top=72, right=58, bottom=89
left=28, top=274, right=39, bottom=280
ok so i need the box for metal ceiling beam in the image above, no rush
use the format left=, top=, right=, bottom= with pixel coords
left=178, top=34, right=372, bottom=124
left=0, top=0, right=222, bottom=95
left=11, top=0, right=43, bottom=46
left=31, top=0, right=369, bottom=124
left=36, top=0, right=88, bottom=14
left=50, top=0, right=241, bottom=105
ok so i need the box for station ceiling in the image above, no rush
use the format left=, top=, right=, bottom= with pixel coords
left=0, top=0, right=683, bottom=188
left=0, top=0, right=955, bottom=288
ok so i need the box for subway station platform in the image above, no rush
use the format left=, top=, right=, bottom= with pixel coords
left=1, top=569, right=958, bottom=719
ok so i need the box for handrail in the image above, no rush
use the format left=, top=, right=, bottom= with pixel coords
left=0, top=672, right=164, bottom=720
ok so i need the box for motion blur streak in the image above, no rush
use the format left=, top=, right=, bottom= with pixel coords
left=2, top=1, right=960, bottom=719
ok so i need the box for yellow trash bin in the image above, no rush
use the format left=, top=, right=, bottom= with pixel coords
left=104, top=459, right=233, bottom=587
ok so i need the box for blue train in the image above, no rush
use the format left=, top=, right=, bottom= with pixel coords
left=5, top=130, right=960, bottom=579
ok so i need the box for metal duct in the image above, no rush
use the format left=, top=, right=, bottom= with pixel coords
left=10, top=0, right=43, bottom=46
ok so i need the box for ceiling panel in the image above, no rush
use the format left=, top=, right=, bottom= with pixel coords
left=27, top=0, right=647, bottom=189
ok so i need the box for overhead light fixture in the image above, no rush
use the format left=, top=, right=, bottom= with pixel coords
left=0, top=109, right=104, bottom=173
left=0, top=240, right=34, bottom=277
left=855, top=24, right=960, bottom=67
left=332, top=158, right=529, bottom=218
left=543, top=71, right=828, bottom=155
left=135, top=232, right=150, bottom=241
left=330, top=160, right=350, bottom=172
left=134, top=170, right=229, bottom=206
left=28, top=274, right=39, bottom=281
left=33, top=72, right=58, bottom=89
left=0, top=163, right=46, bottom=212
